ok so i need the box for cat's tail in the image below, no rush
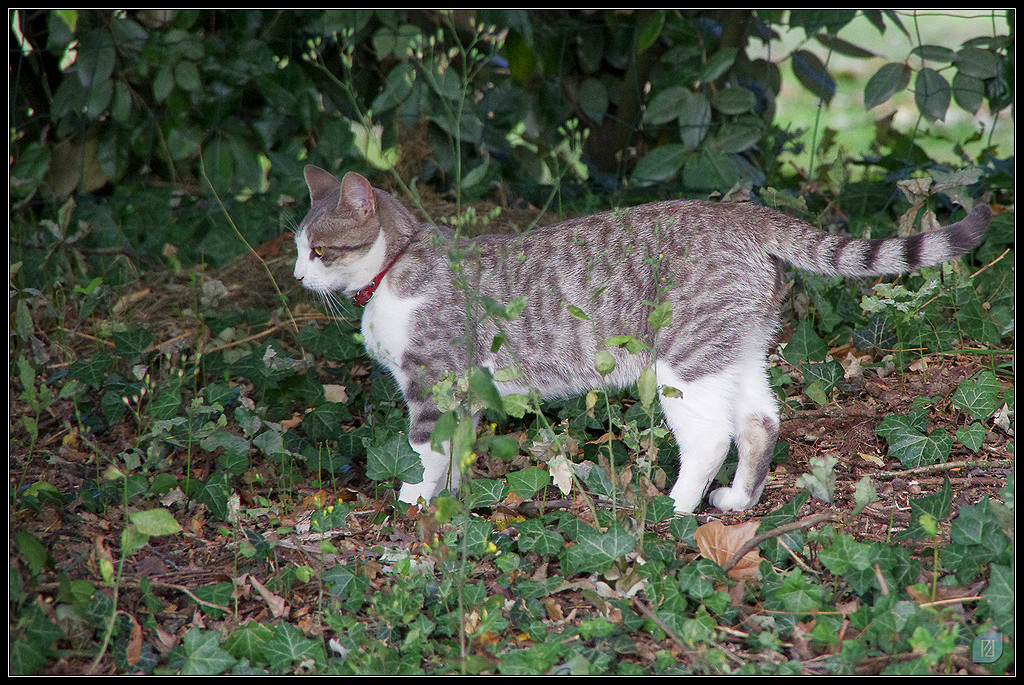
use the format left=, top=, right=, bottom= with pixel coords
left=767, top=204, right=991, bottom=277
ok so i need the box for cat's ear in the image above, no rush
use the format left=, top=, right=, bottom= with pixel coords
left=304, top=165, right=340, bottom=203
left=339, top=172, right=376, bottom=222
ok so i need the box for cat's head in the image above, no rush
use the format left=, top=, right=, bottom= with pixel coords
left=292, top=166, right=389, bottom=296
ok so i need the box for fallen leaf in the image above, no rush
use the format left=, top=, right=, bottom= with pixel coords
left=694, top=519, right=763, bottom=580
left=249, top=574, right=289, bottom=618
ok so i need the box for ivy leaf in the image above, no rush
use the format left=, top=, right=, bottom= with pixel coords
left=956, top=422, right=986, bottom=452
left=180, top=627, right=237, bottom=676
left=952, top=370, right=1002, bottom=422
left=897, top=478, right=953, bottom=540
left=875, top=414, right=952, bottom=468
left=783, top=321, right=827, bottom=365
left=561, top=524, right=636, bottom=575
left=506, top=466, right=550, bottom=499
left=515, top=518, right=565, bottom=556
left=365, top=434, right=423, bottom=484
left=262, top=621, right=317, bottom=673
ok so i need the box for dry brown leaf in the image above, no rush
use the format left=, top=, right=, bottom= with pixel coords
left=694, top=519, right=763, bottom=580
left=249, top=574, right=289, bottom=618
left=323, top=384, right=348, bottom=403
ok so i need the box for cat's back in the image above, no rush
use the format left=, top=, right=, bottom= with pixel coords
left=461, top=198, right=773, bottom=286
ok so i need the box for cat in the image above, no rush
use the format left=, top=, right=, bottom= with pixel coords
left=292, top=164, right=990, bottom=513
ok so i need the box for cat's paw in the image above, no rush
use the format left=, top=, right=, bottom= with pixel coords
left=397, top=481, right=437, bottom=506
left=708, top=486, right=757, bottom=512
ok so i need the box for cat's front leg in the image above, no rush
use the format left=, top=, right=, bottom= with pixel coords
left=397, top=439, right=460, bottom=505
left=394, top=396, right=463, bottom=506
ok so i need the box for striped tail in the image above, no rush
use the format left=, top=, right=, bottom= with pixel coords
left=768, top=204, right=991, bottom=276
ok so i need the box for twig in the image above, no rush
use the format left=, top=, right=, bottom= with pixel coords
left=872, top=459, right=1013, bottom=480
left=722, top=512, right=839, bottom=573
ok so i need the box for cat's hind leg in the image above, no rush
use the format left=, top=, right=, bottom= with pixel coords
left=658, top=362, right=737, bottom=514
left=708, top=355, right=778, bottom=511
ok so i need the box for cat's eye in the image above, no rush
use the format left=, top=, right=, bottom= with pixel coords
left=312, top=247, right=324, bottom=258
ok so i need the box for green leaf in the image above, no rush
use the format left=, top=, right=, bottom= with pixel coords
left=561, top=524, right=636, bottom=575
left=174, top=60, right=201, bottom=91
left=955, top=45, right=1001, bottom=79
left=469, top=366, right=505, bottom=417
left=221, top=621, right=272, bottom=664
left=14, top=530, right=49, bottom=576
left=791, top=49, right=835, bottom=103
left=711, top=86, right=756, bottom=114
left=767, top=567, right=825, bottom=617
left=594, top=349, right=616, bottom=376
left=635, top=10, right=666, bottom=53
left=952, top=71, right=985, bottom=113
left=515, top=518, right=565, bottom=556
left=153, top=64, right=175, bottom=102
left=911, top=44, right=957, bottom=63
left=783, top=321, right=827, bottom=365
left=951, top=370, right=1002, bottom=422
left=129, top=508, right=182, bottom=537
left=365, top=434, right=423, bottom=484
left=263, top=621, right=318, bottom=673
left=566, top=303, right=589, bottom=320
left=647, top=300, right=673, bottom=330
left=699, top=47, right=738, bottom=83
left=914, top=67, right=951, bottom=121
left=465, top=477, right=509, bottom=509
left=875, top=414, right=952, bottom=468
left=633, top=143, right=687, bottom=184
left=180, top=627, right=237, bottom=676
left=898, top=478, right=953, bottom=540
left=795, top=454, right=837, bottom=503
left=9, top=605, right=64, bottom=675
left=578, top=77, right=609, bottom=123
left=956, top=422, right=986, bottom=452
left=801, top=360, right=843, bottom=402
left=637, top=366, right=657, bottom=409
left=644, top=86, right=689, bottom=126
left=75, top=31, right=116, bottom=87
left=682, top=147, right=738, bottom=191
left=712, top=116, right=763, bottom=154
left=506, top=466, right=550, bottom=499
left=677, top=90, right=712, bottom=148
left=814, top=32, right=875, bottom=59
left=605, top=335, right=649, bottom=355
left=981, top=563, right=1014, bottom=632
left=864, top=62, right=911, bottom=109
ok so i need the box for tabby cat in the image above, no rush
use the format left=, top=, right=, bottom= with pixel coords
left=293, top=165, right=990, bottom=513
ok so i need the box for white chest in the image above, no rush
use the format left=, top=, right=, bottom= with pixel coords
left=360, top=283, right=427, bottom=379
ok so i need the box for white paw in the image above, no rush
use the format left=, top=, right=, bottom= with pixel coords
left=397, top=480, right=438, bottom=506
left=708, top=486, right=757, bottom=512
left=669, top=484, right=703, bottom=515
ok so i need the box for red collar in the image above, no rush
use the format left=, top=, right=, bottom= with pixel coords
left=352, top=244, right=409, bottom=307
